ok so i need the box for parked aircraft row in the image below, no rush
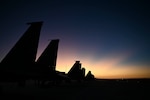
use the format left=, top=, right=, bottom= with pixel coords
left=0, top=22, right=94, bottom=86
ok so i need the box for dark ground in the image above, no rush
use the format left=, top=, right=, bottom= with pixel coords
left=0, top=79, right=150, bottom=100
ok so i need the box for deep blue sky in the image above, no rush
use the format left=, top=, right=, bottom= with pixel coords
left=0, top=0, right=150, bottom=78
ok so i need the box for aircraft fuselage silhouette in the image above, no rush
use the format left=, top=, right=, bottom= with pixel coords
left=0, top=22, right=43, bottom=83
left=0, top=21, right=94, bottom=87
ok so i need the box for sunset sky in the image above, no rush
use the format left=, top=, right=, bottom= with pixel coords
left=0, top=0, right=150, bottom=79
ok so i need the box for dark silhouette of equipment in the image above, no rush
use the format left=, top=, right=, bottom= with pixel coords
left=36, top=39, right=59, bottom=71
left=0, top=22, right=43, bottom=83
left=85, top=71, right=95, bottom=80
left=35, top=39, right=64, bottom=85
left=0, top=21, right=95, bottom=87
left=67, top=61, right=95, bottom=81
left=67, top=61, right=85, bottom=80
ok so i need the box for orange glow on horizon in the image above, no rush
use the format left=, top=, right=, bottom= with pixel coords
left=55, top=48, right=150, bottom=79
left=93, top=65, right=150, bottom=79
left=36, top=42, right=150, bottom=79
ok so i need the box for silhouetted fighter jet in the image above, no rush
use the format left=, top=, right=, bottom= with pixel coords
left=35, top=40, right=59, bottom=81
left=35, top=39, right=70, bottom=85
left=85, top=71, right=95, bottom=80
left=0, top=22, right=43, bottom=83
left=67, top=61, right=85, bottom=81
left=67, top=61, right=95, bottom=81
left=36, top=39, right=59, bottom=71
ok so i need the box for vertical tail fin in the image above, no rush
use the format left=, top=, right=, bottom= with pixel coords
left=67, top=61, right=83, bottom=79
left=36, top=39, right=59, bottom=71
left=1, top=22, right=43, bottom=70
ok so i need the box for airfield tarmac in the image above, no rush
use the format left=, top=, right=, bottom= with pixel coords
left=0, top=79, right=150, bottom=100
